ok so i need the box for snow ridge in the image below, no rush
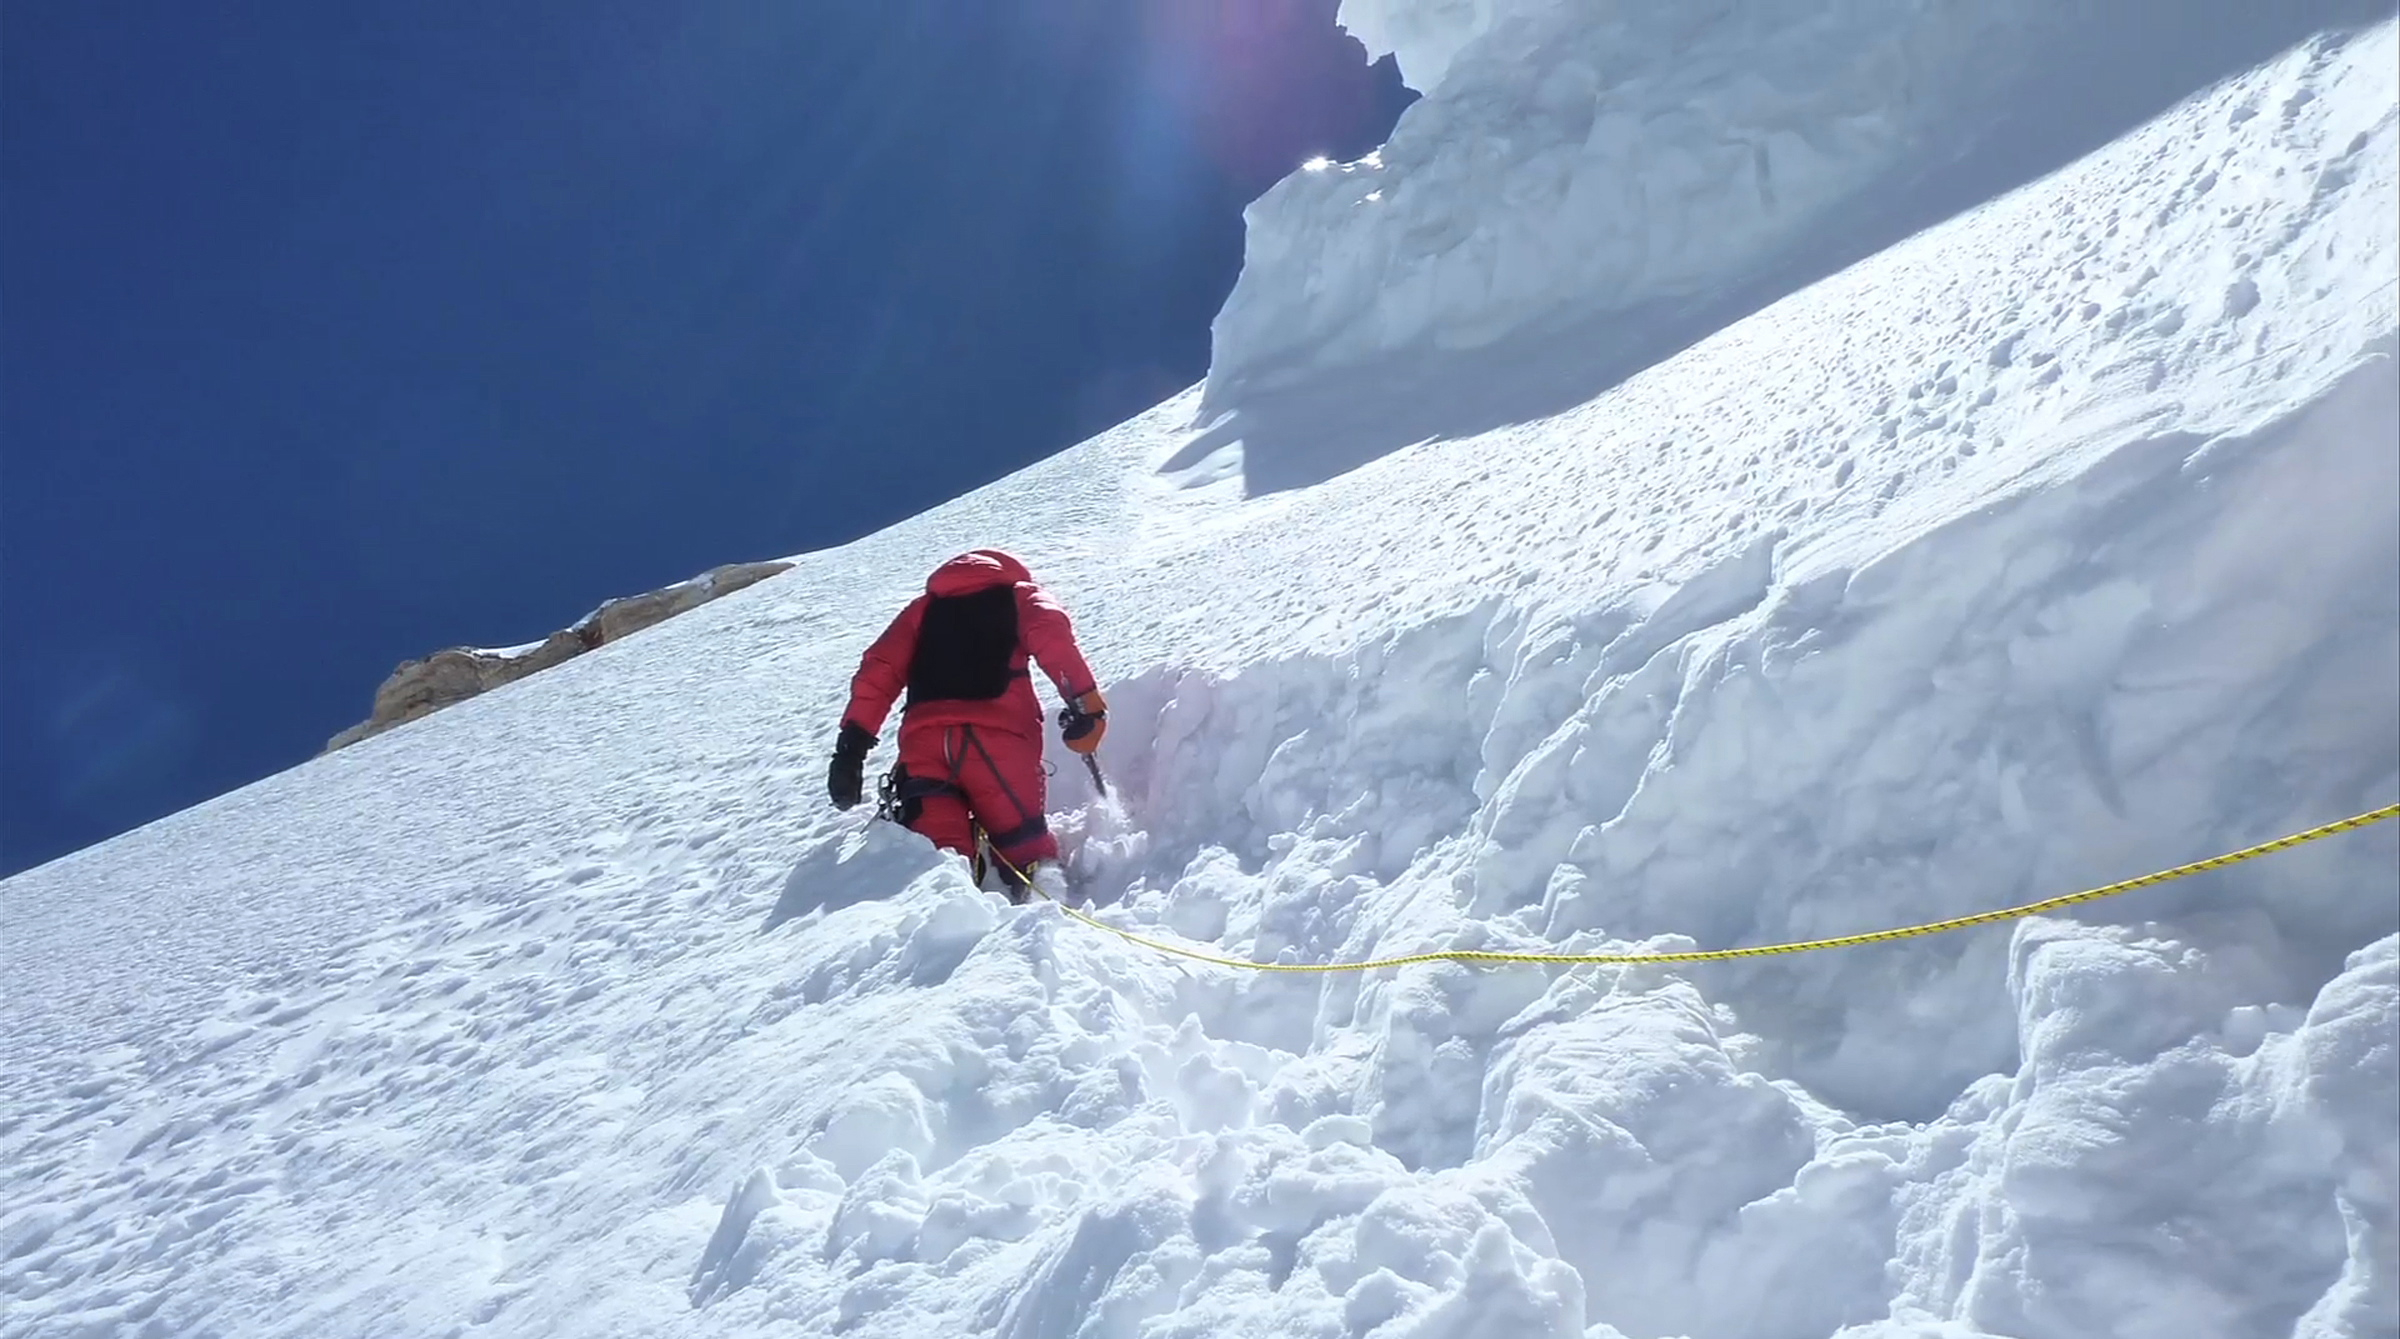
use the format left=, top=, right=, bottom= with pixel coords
left=1208, top=0, right=2397, bottom=492
left=4, top=16, right=2398, bottom=1339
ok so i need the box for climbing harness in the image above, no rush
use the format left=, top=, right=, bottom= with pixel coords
left=874, top=764, right=958, bottom=828
left=874, top=728, right=1045, bottom=904
left=994, top=804, right=2399, bottom=974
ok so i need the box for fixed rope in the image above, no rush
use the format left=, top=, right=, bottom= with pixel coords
left=1003, top=804, right=2398, bottom=973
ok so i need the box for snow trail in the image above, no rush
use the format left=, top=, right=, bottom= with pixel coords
left=4, top=18, right=2398, bottom=1339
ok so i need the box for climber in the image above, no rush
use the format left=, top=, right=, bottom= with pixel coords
left=825, top=550, right=1106, bottom=900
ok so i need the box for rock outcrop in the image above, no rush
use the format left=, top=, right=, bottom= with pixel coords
left=325, top=560, right=792, bottom=752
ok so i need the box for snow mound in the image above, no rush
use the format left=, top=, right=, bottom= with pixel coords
left=4, top=17, right=2397, bottom=1339
left=1206, top=0, right=2396, bottom=492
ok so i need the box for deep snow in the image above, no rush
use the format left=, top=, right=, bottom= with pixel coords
left=4, top=15, right=2398, bottom=1339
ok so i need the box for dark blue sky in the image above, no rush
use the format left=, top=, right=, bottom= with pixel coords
left=2, top=1, right=1409, bottom=875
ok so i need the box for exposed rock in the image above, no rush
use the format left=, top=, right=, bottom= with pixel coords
left=583, top=560, right=790, bottom=645
left=325, top=560, right=792, bottom=752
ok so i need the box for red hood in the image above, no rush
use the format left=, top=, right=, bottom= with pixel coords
left=925, top=549, right=1032, bottom=597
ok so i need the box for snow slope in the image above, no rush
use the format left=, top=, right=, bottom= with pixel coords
left=5, top=19, right=2398, bottom=1339
left=1209, top=0, right=2398, bottom=491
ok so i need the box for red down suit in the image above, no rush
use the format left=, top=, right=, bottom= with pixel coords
left=840, top=550, right=1098, bottom=868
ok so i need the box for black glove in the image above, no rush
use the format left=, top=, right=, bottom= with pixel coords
left=827, top=722, right=875, bottom=810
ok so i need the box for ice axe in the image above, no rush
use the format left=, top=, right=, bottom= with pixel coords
left=1080, top=753, right=1108, bottom=797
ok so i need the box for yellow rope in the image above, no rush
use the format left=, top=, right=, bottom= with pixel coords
left=1009, top=804, right=2398, bottom=973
